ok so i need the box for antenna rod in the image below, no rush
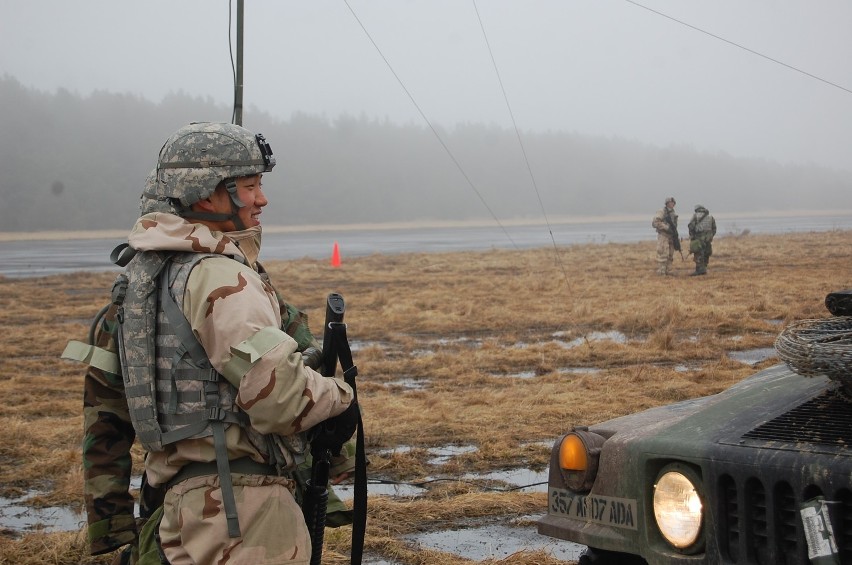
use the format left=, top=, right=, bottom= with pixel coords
left=234, top=0, right=244, bottom=125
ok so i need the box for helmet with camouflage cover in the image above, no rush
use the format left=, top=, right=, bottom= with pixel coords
left=141, top=122, right=275, bottom=228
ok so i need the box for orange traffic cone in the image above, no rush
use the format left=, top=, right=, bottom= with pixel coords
left=331, top=241, right=341, bottom=268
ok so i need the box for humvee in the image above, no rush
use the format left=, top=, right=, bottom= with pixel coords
left=538, top=292, right=852, bottom=564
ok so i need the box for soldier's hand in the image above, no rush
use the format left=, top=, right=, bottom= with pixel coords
left=313, top=401, right=359, bottom=456
left=301, top=347, right=322, bottom=370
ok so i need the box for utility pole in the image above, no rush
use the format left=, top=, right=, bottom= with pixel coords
left=233, top=0, right=244, bottom=125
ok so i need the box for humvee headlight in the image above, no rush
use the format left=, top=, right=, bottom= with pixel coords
left=653, top=469, right=703, bottom=550
left=558, top=428, right=605, bottom=492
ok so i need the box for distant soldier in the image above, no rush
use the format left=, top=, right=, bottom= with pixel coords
left=651, top=197, right=679, bottom=276
left=688, top=204, right=717, bottom=276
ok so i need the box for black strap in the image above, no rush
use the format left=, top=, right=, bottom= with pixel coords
left=328, top=321, right=366, bottom=565
left=110, top=242, right=137, bottom=267
left=158, top=264, right=242, bottom=538
left=167, top=457, right=277, bottom=489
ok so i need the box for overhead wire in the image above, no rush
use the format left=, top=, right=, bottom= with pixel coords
left=342, top=0, right=519, bottom=250
left=369, top=476, right=548, bottom=493
left=624, top=0, right=852, bottom=96
left=471, top=0, right=573, bottom=289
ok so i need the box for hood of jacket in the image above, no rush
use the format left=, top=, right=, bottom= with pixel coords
left=128, top=212, right=262, bottom=266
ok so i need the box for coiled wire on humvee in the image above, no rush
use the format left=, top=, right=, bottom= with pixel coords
left=774, top=289, right=852, bottom=396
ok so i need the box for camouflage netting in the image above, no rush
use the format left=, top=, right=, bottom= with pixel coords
left=775, top=316, right=852, bottom=395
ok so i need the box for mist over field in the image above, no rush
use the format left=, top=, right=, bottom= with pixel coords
left=3, top=2, right=852, bottom=233
left=2, top=76, right=850, bottom=234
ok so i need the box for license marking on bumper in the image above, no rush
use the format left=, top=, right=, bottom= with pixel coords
left=548, top=487, right=638, bottom=530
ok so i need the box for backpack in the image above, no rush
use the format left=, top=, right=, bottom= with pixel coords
left=115, top=248, right=250, bottom=453
left=66, top=245, right=254, bottom=538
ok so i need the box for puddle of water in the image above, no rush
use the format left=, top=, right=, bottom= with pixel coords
left=554, top=330, right=628, bottom=349
left=427, top=445, right=478, bottom=465
left=491, top=370, right=537, bottom=379
left=374, top=444, right=481, bottom=465
left=334, top=480, right=426, bottom=500
left=348, top=340, right=379, bottom=352
left=0, top=493, right=84, bottom=534
left=413, top=337, right=484, bottom=356
left=558, top=367, right=601, bottom=375
left=461, top=468, right=549, bottom=492
left=406, top=516, right=585, bottom=561
left=373, top=445, right=414, bottom=456
left=384, top=377, right=429, bottom=390
left=728, top=347, right=777, bottom=365
left=435, top=337, right=475, bottom=346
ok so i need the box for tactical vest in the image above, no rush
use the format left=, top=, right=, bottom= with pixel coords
left=66, top=246, right=305, bottom=538
left=692, top=213, right=714, bottom=240
left=115, top=251, right=246, bottom=450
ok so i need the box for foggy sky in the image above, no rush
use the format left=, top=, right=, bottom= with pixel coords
left=2, top=0, right=852, bottom=172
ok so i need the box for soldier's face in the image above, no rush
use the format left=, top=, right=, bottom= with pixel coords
left=232, top=174, right=268, bottom=228
left=207, top=174, right=268, bottom=230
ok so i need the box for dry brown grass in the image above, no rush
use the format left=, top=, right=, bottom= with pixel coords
left=1, top=230, right=849, bottom=564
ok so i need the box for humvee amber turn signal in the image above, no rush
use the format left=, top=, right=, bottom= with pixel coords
left=558, top=427, right=605, bottom=492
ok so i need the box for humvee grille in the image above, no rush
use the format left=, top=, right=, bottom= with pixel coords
left=741, top=387, right=852, bottom=446
left=746, top=478, right=769, bottom=561
left=716, top=476, right=852, bottom=563
left=839, top=489, right=852, bottom=563
left=775, top=483, right=798, bottom=559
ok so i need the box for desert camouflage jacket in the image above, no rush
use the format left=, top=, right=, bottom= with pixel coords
left=652, top=207, right=678, bottom=235
left=83, top=213, right=354, bottom=555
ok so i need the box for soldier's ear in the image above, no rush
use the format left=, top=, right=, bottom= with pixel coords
left=192, top=197, right=217, bottom=213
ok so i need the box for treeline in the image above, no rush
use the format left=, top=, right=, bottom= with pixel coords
left=1, top=75, right=850, bottom=232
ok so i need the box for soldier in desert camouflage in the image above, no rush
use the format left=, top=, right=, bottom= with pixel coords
left=74, top=122, right=358, bottom=564
left=651, top=196, right=679, bottom=276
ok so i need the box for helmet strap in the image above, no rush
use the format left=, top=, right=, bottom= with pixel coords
left=180, top=209, right=235, bottom=224
left=224, top=179, right=247, bottom=231
left=178, top=179, right=247, bottom=230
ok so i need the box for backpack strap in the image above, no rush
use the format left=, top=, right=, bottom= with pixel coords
left=60, top=304, right=120, bottom=374
left=116, top=251, right=173, bottom=450
left=110, top=242, right=137, bottom=267
left=157, top=259, right=246, bottom=539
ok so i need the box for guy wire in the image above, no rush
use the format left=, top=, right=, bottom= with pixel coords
left=472, top=0, right=573, bottom=292
left=625, top=0, right=852, bottom=96
left=343, top=0, right=519, bottom=251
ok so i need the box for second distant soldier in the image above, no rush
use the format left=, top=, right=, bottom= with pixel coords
left=688, top=204, right=717, bottom=276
